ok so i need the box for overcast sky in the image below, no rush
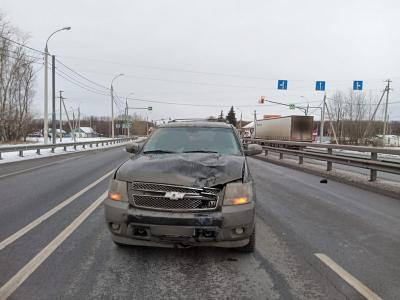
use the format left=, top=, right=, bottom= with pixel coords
left=1, top=0, right=400, bottom=122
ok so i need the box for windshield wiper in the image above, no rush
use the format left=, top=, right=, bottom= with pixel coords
left=143, top=150, right=176, bottom=154
left=182, top=150, right=219, bottom=153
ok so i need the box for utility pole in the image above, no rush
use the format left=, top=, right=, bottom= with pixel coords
left=382, top=79, right=391, bottom=138
left=125, top=99, right=128, bottom=136
left=72, top=110, right=77, bottom=138
left=51, top=55, right=56, bottom=145
left=78, top=106, right=81, bottom=136
left=324, top=101, right=339, bottom=144
left=363, top=84, right=388, bottom=139
left=43, top=49, right=49, bottom=144
left=58, top=90, right=64, bottom=142
left=146, top=115, right=149, bottom=136
left=253, top=110, right=257, bottom=138
left=61, top=99, right=76, bottom=142
left=320, top=94, right=326, bottom=143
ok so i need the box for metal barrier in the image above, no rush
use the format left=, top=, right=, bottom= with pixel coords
left=243, top=138, right=400, bottom=181
left=0, top=137, right=139, bottom=160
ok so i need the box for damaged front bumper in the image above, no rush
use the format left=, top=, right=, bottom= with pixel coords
left=104, top=199, right=255, bottom=248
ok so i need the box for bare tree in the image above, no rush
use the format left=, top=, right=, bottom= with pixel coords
left=327, top=90, right=381, bottom=144
left=0, top=13, right=38, bottom=142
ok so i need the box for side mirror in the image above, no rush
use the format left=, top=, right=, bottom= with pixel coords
left=244, top=144, right=263, bottom=156
left=126, top=142, right=140, bottom=154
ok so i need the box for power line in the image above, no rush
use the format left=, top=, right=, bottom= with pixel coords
left=58, top=54, right=400, bottom=83
left=55, top=58, right=110, bottom=90
left=0, top=53, right=43, bottom=65
left=54, top=66, right=109, bottom=94
left=0, top=35, right=45, bottom=55
left=3, top=48, right=43, bottom=60
left=54, top=70, right=109, bottom=96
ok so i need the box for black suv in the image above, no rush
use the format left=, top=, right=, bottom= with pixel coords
left=104, top=121, right=262, bottom=252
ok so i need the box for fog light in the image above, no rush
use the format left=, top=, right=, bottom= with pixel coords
left=235, top=227, right=244, bottom=235
left=111, top=223, right=120, bottom=230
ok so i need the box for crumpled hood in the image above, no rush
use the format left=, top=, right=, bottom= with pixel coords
left=116, top=153, right=245, bottom=188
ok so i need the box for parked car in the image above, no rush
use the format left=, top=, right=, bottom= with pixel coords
left=27, top=132, right=43, bottom=138
left=104, top=121, right=262, bottom=252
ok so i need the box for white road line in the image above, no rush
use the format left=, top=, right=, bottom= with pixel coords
left=314, top=253, right=382, bottom=300
left=0, top=191, right=107, bottom=300
left=0, top=155, right=85, bottom=179
left=0, top=170, right=113, bottom=251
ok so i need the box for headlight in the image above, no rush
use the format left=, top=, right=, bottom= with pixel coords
left=223, top=182, right=253, bottom=206
left=108, top=179, right=128, bottom=202
left=108, top=191, right=123, bottom=201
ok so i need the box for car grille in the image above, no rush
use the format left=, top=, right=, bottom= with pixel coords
left=129, top=182, right=220, bottom=211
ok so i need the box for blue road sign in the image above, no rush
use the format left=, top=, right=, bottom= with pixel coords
left=315, top=81, right=325, bottom=91
left=278, top=80, right=288, bottom=90
left=353, top=81, right=363, bottom=90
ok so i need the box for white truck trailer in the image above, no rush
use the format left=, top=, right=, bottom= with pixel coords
left=254, top=116, right=314, bottom=142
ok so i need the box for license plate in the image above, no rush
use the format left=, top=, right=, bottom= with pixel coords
left=151, top=226, right=194, bottom=237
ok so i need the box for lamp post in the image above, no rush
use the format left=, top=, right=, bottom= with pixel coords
left=110, top=73, right=124, bottom=139
left=125, top=92, right=135, bottom=136
left=43, top=26, right=71, bottom=144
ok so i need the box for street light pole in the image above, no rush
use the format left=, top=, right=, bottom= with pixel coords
left=43, top=47, right=49, bottom=144
left=52, top=55, right=56, bottom=145
left=110, top=74, right=124, bottom=139
left=125, top=92, right=135, bottom=137
left=43, top=26, right=71, bottom=144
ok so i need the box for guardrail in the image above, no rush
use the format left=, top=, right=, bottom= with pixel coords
left=0, top=137, right=138, bottom=160
left=243, top=138, right=400, bottom=182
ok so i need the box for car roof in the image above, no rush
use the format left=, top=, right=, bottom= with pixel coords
left=158, top=121, right=233, bottom=129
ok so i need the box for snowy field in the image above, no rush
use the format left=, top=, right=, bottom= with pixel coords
left=0, top=137, right=145, bottom=164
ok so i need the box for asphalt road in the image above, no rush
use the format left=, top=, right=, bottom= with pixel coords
left=0, top=147, right=399, bottom=299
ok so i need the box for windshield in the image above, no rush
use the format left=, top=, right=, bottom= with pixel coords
left=142, top=127, right=241, bottom=156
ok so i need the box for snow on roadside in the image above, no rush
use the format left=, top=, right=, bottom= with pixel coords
left=0, top=137, right=146, bottom=164
left=0, top=137, right=110, bottom=147
left=307, top=146, right=400, bottom=161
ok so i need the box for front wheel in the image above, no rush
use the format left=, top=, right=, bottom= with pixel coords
left=237, top=228, right=255, bottom=253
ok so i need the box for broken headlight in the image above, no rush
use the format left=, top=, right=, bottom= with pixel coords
left=108, top=179, right=129, bottom=202
left=223, top=182, right=253, bottom=206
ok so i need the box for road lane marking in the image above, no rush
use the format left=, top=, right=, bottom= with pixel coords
left=314, top=253, right=382, bottom=300
left=0, top=170, right=113, bottom=251
left=0, top=155, right=85, bottom=179
left=0, top=191, right=107, bottom=300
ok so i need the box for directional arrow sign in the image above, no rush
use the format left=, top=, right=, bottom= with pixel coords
left=315, top=81, right=326, bottom=91
left=353, top=81, right=363, bottom=91
left=277, top=80, right=288, bottom=90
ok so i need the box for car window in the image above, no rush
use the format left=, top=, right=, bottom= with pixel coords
left=142, top=127, right=241, bottom=156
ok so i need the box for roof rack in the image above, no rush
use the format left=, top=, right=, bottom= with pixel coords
left=168, top=118, right=226, bottom=123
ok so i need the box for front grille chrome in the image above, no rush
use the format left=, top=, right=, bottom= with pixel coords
left=129, top=182, right=220, bottom=211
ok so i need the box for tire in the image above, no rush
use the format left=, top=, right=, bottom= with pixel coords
left=237, top=228, right=255, bottom=253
